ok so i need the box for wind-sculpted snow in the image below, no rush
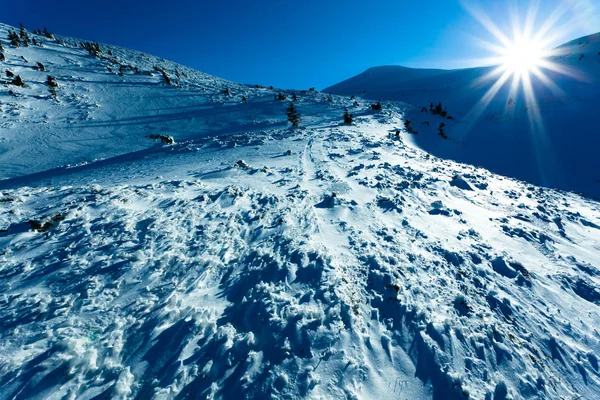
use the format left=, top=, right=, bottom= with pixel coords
left=1, top=119, right=600, bottom=399
left=1, top=23, right=600, bottom=400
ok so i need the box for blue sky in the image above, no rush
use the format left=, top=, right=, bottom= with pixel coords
left=4, top=0, right=599, bottom=89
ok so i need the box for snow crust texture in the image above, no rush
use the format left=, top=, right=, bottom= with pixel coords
left=1, top=23, right=600, bottom=400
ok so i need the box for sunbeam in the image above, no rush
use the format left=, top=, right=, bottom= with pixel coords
left=460, top=1, right=584, bottom=134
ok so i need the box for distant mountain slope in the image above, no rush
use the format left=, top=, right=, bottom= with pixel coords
left=325, top=33, right=600, bottom=199
left=0, top=23, right=301, bottom=179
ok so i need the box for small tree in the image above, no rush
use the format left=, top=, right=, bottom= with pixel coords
left=47, top=75, right=58, bottom=87
left=0, top=53, right=4, bottom=62
left=344, top=109, right=353, bottom=125
left=12, top=75, right=25, bottom=87
left=0, top=41, right=4, bottom=51
left=37, top=62, right=46, bottom=72
left=161, top=70, right=172, bottom=85
left=404, top=119, right=417, bottom=134
left=287, top=102, right=301, bottom=127
left=371, top=101, right=382, bottom=111
left=438, top=122, right=448, bottom=139
left=292, top=92, right=298, bottom=102
left=43, top=27, right=54, bottom=39
left=8, top=30, right=20, bottom=47
left=276, top=92, right=286, bottom=101
left=242, top=96, right=247, bottom=103
left=19, top=23, right=30, bottom=47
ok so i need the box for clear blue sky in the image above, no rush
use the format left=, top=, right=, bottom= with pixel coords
left=3, top=0, right=599, bottom=89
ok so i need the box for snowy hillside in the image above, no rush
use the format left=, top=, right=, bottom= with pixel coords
left=325, top=33, right=600, bottom=199
left=1, top=23, right=600, bottom=400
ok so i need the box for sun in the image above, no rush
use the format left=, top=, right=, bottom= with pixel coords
left=457, top=0, right=583, bottom=134
left=500, top=36, right=545, bottom=76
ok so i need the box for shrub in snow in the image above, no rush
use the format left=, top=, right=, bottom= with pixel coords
left=431, top=101, right=449, bottom=117
left=292, top=92, right=298, bottom=102
left=235, top=160, right=249, bottom=169
left=11, top=75, right=25, bottom=87
left=83, top=42, right=102, bottom=57
left=7, top=30, right=20, bottom=47
left=146, top=134, right=174, bottom=145
left=19, top=24, right=31, bottom=47
left=43, top=27, right=54, bottom=39
left=0, top=41, right=4, bottom=51
left=404, top=119, right=417, bottom=134
left=0, top=53, right=5, bottom=62
left=286, top=102, right=301, bottom=127
left=28, top=213, right=65, bottom=232
left=242, top=96, right=247, bottom=103
left=47, top=75, right=58, bottom=87
left=438, top=122, right=448, bottom=139
left=223, top=87, right=231, bottom=96
left=343, top=109, right=353, bottom=125
left=36, top=62, right=46, bottom=72
left=370, top=101, right=382, bottom=111
left=6, top=70, right=15, bottom=78
left=161, top=70, right=172, bottom=85
left=276, top=92, right=286, bottom=101
left=309, top=87, right=316, bottom=92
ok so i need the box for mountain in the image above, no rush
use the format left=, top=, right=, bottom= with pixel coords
left=1, top=23, right=600, bottom=400
left=324, top=33, right=600, bottom=199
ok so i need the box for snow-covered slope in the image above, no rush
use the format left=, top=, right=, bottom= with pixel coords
left=1, top=24, right=600, bottom=400
left=325, top=33, right=600, bottom=199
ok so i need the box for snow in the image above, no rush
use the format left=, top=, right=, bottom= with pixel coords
left=324, top=32, right=600, bottom=199
left=1, top=23, right=600, bottom=399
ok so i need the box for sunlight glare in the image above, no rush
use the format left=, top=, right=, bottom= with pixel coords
left=501, top=36, right=544, bottom=76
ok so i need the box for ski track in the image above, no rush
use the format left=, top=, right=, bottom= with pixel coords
left=0, top=23, right=600, bottom=400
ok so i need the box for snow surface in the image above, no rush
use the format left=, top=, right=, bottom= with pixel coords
left=1, top=23, right=600, bottom=399
left=324, top=33, right=600, bottom=199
